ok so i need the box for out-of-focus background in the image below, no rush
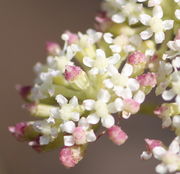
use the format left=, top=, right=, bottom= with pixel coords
left=0, top=0, right=174, bottom=174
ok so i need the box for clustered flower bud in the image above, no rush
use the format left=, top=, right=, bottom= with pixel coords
left=9, top=0, right=180, bottom=172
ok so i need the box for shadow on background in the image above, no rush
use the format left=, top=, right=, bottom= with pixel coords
left=0, top=0, right=174, bottom=174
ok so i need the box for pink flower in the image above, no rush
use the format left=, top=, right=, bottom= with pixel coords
left=145, top=138, right=163, bottom=152
left=154, top=106, right=168, bottom=117
left=64, top=65, right=82, bottom=81
left=46, top=42, right=60, bottom=56
left=128, top=51, right=146, bottom=65
left=65, top=31, right=78, bottom=44
left=8, top=122, right=27, bottom=140
left=15, top=85, right=31, bottom=100
left=59, top=146, right=83, bottom=168
left=137, top=72, right=157, bottom=87
left=73, top=127, right=87, bottom=145
left=107, top=125, right=128, bottom=146
left=123, top=99, right=140, bottom=114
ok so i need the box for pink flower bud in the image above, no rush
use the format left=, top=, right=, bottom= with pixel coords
left=8, top=122, right=27, bottom=140
left=64, top=31, right=78, bottom=44
left=59, top=146, right=83, bottom=168
left=64, top=65, right=82, bottom=81
left=137, top=73, right=157, bottom=87
left=175, top=29, right=180, bottom=40
left=46, top=42, right=60, bottom=56
left=15, top=85, right=31, bottom=100
left=73, top=127, right=87, bottom=145
left=28, top=136, right=42, bottom=152
left=128, top=51, right=146, bottom=65
left=123, top=99, right=140, bottom=114
left=107, top=125, right=128, bottom=146
left=22, top=103, right=36, bottom=114
left=154, top=106, right=168, bottom=117
left=150, top=55, right=158, bottom=62
left=145, top=138, right=163, bottom=152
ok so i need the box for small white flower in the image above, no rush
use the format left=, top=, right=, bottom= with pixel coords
left=139, top=6, right=174, bottom=43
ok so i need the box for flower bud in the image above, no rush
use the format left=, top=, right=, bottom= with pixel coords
left=128, top=51, right=146, bottom=65
left=15, top=85, right=32, bottom=101
left=64, top=65, right=89, bottom=90
left=59, top=145, right=84, bottom=168
left=46, top=42, right=60, bottom=56
left=107, top=125, right=128, bottom=146
left=137, top=73, right=157, bottom=87
left=8, top=122, right=28, bottom=141
left=65, top=31, right=78, bottom=44
left=145, top=138, right=163, bottom=152
left=123, top=98, right=140, bottom=114
left=73, top=127, right=87, bottom=145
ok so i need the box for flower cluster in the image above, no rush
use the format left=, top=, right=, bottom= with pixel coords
left=9, top=0, right=180, bottom=173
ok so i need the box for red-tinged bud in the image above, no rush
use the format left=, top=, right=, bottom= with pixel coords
left=73, top=127, right=87, bottom=145
left=59, top=146, right=84, bottom=168
left=107, top=125, right=128, bottom=146
left=128, top=51, right=146, bottom=65
left=154, top=106, right=168, bottom=117
left=175, top=29, right=180, bottom=40
left=46, top=42, right=60, bottom=56
left=28, top=136, right=42, bottom=152
left=145, top=138, right=163, bottom=152
left=15, top=85, right=32, bottom=100
left=137, top=72, right=157, bottom=87
left=64, top=65, right=82, bottom=81
left=8, top=122, right=28, bottom=141
left=123, top=98, right=140, bottom=114
left=65, top=31, right=78, bottom=44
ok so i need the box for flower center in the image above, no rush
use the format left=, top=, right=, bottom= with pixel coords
left=95, top=100, right=109, bottom=118
left=150, top=17, right=163, bottom=33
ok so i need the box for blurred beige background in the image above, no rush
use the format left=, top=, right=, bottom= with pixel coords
left=0, top=0, right=174, bottom=174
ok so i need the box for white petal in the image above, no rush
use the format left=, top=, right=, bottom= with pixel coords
left=140, top=29, right=153, bottom=40
left=108, top=102, right=118, bottom=114
left=163, top=20, right=174, bottom=31
left=175, top=9, right=180, bottom=20
left=148, top=0, right=161, bottom=7
left=139, top=14, right=151, bottom=25
left=101, top=115, right=115, bottom=128
left=153, top=6, right=163, bottom=19
left=140, top=151, right=152, bottom=160
left=97, top=89, right=111, bottom=103
left=64, top=136, right=75, bottom=146
left=78, top=117, right=89, bottom=129
left=83, top=57, right=94, bottom=67
left=128, top=78, right=140, bottom=91
left=39, top=135, right=50, bottom=145
left=103, top=33, right=113, bottom=44
left=83, top=99, right=95, bottom=111
left=155, top=32, right=165, bottom=44
left=55, top=94, right=68, bottom=105
left=162, top=89, right=176, bottom=101
left=107, top=65, right=119, bottom=76
left=133, top=90, right=145, bottom=104
left=169, top=137, right=180, bottom=154
left=112, top=13, right=125, bottom=23
left=128, top=16, right=138, bottom=25
left=96, top=49, right=106, bottom=59
left=172, top=57, right=180, bottom=68
left=121, top=63, right=133, bottom=77
left=114, top=98, right=124, bottom=112
left=71, top=112, right=80, bottom=122
left=172, top=115, right=180, bottom=128
left=121, top=88, right=133, bottom=99
left=109, top=45, right=121, bottom=53
left=176, top=95, right=180, bottom=104
left=152, top=146, right=167, bottom=160
left=86, top=130, right=96, bottom=142
left=60, top=121, right=75, bottom=133
left=155, top=164, right=168, bottom=174
left=69, top=96, right=78, bottom=107
left=103, top=79, right=114, bottom=89
left=108, top=54, right=120, bottom=64
left=89, top=67, right=99, bottom=75
left=87, top=114, right=100, bottom=124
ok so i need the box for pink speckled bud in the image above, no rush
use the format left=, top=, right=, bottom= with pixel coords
left=128, top=51, right=146, bottom=65
left=145, top=138, right=163, bottom=152
left=65, top=31, right=78, bottom=44
left=46, top=42, right=60, bottom=56
left=64, top=65, right=82, bottom=81
left=15, top=85, right=31, bottom=101
left=107, top=125, right=128, bottom=146
left=137, top=73, right=157, bottom=87
left=123, top=99, right=140, bottom=114
left=59, top=146, right=83, bottom=168
left=8, top=122, right=28, bottom=140
left=73, top=127, right=87, bottom=145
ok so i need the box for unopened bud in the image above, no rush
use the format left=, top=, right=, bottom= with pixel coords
left=46, top=42, right=60, bottom=56
left=73, top=127, right=87, bottom=145
left=15, top=85, right=32, bottom=101
left=123, top=98, right=140, bottom=114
